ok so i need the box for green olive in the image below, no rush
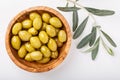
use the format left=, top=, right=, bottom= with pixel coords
left=37, top=57, right=50, bottom=64
left=28, top=27, right=38, bottom=35
left=48, top=38, right=57, bottom=51
left=30, top=51, right=43, bottom=61
left=55, top=38, right=63, bottom=47
left=42, top=13, right=51, bottom=23
left=11, top=36, right=21, bottom=50
left=33, top=17, right=42, bottom=30
left=39, top=31, right=49, bottom=44
left=29, top=12, right=40, bottom=20
left=40, top=45, right=51, bottom=58
left=22, top=19, right=32, bottom=29
left=58, top=30, right=67, bottom=42
left=25, top=42, right=35, bottom=52
left=49, top=17, right=62, bottom=28
left=46, top=25, right=56, bottom=37
left=41, top=23, right=48, bottom=30
left=12, top=22, right=22, bottom=35
left=25, top=53, right=33, bottom=61
left=18, top=45, right=27, bottom=58
left=51, top=50, right=58, bottom=59
left=18, top=30, right=32, bottom=41
left=30, top=36, right=42, bottom=49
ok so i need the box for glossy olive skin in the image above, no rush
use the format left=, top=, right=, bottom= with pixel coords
left=40, top=45, right=51, bottom=58
left=18, top=30, right=32, bottom=41
left=49, top=17, right=62, bottom=28
left=37, top=57, right=50, bottom=64
left=33, top=17, right=42, bottom=30
left=18, top=45, right=27, bottom=58
left=28, top=27, right=38, bottom=36
left=29, top=12, right=40, bottom=20
left=58, top=30, right=67, bottom=42
left=10, top=12, right=66, bottom=63
left=25, top=42, right=35, bottom=52
left=48, top=38, right=57, bottom=51
left=12, top=23, right=22, bottom=35
left=42, top=13, right=51, bottom=23
left=55, top=38, right=63, bottom=47
left=30, top=36, right=42, bottom=49
left=25, top=53, right=33, bottom=62
left=39, top=31, right=49, bottom=44
left=22, top=19, right=32, bottom=29
left=11, top=36, right=21, bottom=50
left=51, top=50, right=58, bottom=59
left=30, top=51, right=43, bottom=61
left=46, top=25, right=56, bottom=37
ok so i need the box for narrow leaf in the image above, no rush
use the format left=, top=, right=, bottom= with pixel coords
left=77, top=33, right=92, bottom=49
left=101, top=39, right=114, bottom=56
left=73, top=16, right=89, bottom=39
left=57, top=7, right=81, bottom=12
left=89, top=27, right=97, bottom=46
left=73, top=6, right=78, bottom=32
left=85, top=7, right=115, bottom=16
left=92, top=45, right=99, bottom=60
left=101, top=30, right=117, bottom=47
left=91, top=37, right=100, bottom=60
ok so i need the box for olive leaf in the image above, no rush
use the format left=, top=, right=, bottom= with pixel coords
left=85, top=7, right=115, bottom=16
left=73, top=16, right=89, bottom=39
left=57, top=1, right=116, bottom=60
left=72, top=6, right=78, bottom=32
left=57, top=7, right=81, bottom=12
left=77, top=33, right=92, bottom=49
left=101, top=30, right=117, bottom=47
left=101, top=39, right=114, bottom=56
left=89, top=27, right=97, bottom=46
left=91, top=37, right=100, bottom=60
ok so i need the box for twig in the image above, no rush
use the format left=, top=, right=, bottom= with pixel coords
left=67, top=0, right=98, bottom=26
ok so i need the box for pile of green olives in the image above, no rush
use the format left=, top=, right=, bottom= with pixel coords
left=11, top=12, right=67, bottom=63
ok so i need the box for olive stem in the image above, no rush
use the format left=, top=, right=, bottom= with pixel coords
left=67, top=0, right=98, bottom=26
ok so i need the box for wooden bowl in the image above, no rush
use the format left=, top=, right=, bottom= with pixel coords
left=5, top=6, right=71, bottom=72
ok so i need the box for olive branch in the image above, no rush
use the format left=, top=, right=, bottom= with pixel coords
left=57, top=0, right=117, bottom=60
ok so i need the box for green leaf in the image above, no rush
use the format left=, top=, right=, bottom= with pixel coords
left=85, top=7, right=115, bottom=16
left=57, top=7, right=81, bottom=12
left=89, top=27, right=97, bottom=46
left=73, top=16, right=89, bottom=39
left=101, top=30, right=117, bottom=47
left=101, top=39, right=114, bottom=56
left=91, top=37, right=100, bottom=60
left=77, top=33, right=92, bottom=49
left=72, top=6, right=78, bottom=32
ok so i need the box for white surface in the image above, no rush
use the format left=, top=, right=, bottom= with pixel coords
left=0, top=0, right=120, bottom=80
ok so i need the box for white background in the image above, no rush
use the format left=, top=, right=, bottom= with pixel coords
left=0, top=0, right=120, bottom=80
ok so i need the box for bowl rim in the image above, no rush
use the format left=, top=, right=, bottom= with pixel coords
left=5, top=6, right=71, bottom=72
